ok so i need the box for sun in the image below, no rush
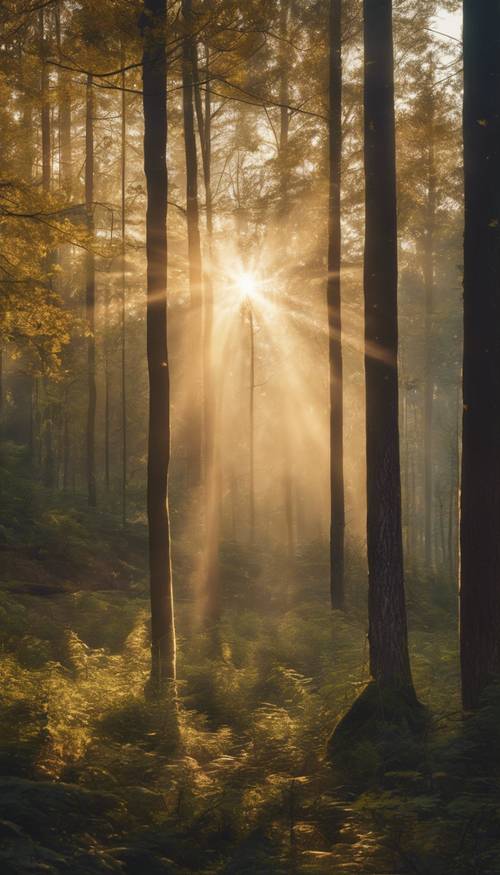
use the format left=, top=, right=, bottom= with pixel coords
left=236, top=271, right=258, bottom=304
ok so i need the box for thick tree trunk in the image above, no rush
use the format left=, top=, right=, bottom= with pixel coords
left=85, top=75, right=97, bottom=507
left=461, top=2, right=500, bottom=711
left=182, top=0, right=203, bottom=486
left=142, top=0, right=176, bottom=691
left=328, top=0, right=345, bottom=610
left=363, top=0, right=413, bottom=691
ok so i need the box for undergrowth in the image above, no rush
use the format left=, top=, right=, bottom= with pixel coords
left=0, top=443, right=498, bottom=874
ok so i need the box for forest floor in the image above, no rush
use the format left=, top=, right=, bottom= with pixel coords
left=0, top=443, right=499, bottom=874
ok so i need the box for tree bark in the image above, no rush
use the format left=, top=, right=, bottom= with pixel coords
left=85, top=74, right=97, bottom=507
left=422, top=76, right=436, bottom=577
left=194, top=43, right=220, bottom=622
left=363, top=0, right=414, bottom=691
left=328, top=0, right=345, bottom=610
left=103, top=285, right=110, bottom=494
left=142, top=0, right=176, bottom=691
left=181, top=0, right=203, bottom=486
left=55, top=0, right=71, bottom=195
left=39, top=8, right=50, bottom=195
left=120, top=54, right=128, bottom=527
left=461, top=1, right=500, bottom=710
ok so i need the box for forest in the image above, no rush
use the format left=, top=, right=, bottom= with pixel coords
left=0, top=0, right=499, bottom=872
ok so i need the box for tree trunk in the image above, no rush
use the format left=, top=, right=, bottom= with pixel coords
left=363, top=0, right=414, bottom=691
left=194, top=44, right=220, bottom=622
left=328, top=0, right=345, bottom=610
left=121, top=54, right=127, bottom=527
left=39, top=8, right=50, bottom=195
left=423, top=81, right=436, bottom=577
left=461, top=2, right=500, bottom=710
left=182, top=0, right=203, bottom=486
left=279, top=0, right=290, bottom=209
left=103, top=285, right=110, bottom=494
left=248, top=306, right=255, bottom=544
left=85, top=74, right=97, bottom=507
left=55, top=0, right=71, bottom=196
left=142, top=0, right=176, bottom=691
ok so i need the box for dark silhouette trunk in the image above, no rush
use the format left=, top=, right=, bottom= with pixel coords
left=85, top=75, right=97, bottom=507
left=328, top=0, right=345, bottom=610
left=363, top=0, right=413, bottom=691
left=142, top=0, right=176, bottom=691
left=182, top=0, right=203, bottom=486
left=461, top=2, right=500, bottom=710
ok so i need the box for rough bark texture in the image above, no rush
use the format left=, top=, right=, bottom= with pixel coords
left=328, top=0, right=345, bottom=610
left=142, top=0, right=176, bottom=690
left=461, top=1, right=500, bottom=711
left=363, top=0, right=413, bottom=690
left=85, top=75, right=97, bottom=508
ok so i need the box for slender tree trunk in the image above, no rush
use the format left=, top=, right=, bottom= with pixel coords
left=39, top=8, right=50, bottom=195
left=328, top=0, right=345, bottom=609
left=63, top=405, right=69, bottom=491
left=103, top=285, right=110, bottom=494
left=85, top=74, right=97, bottom=507
left=363, top=0, right=414, bottom=691
left=460, top=2, right=500, bottom=710
left=182, top=0, right=203, bottom=486
left=194, top=43, right=220, bottom=621
left=248, top=306, right=255, bottom=544
left=142, top=0, right=176, bottom=690
left=277, top=0, right=296, bottom=560
left=121, top=56, right=127, bottom=527
left=55, top=0, right=71, bottom=196
left=279, top=0, right=290, bottom=207
left=423, top=92, right=436, bottom=576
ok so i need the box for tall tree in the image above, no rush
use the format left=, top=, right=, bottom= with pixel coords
left=39, top=7, right=50, bottom=196
left=120, top=55, right=127, bottom=527
left=327, top=0, right=345, bottom=610
left=363, top=0, right=413, bottom=691
left=85, top=73, right=97, bottom=507
left=181, top=0, right=203, bottom=486
left=194, top=41, right=220, bottom=622
left=461, top=1, right=500, bottom=711
left=421, top=64, right=436, bottom=576
left=142, top=0, right=176, bottom=691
